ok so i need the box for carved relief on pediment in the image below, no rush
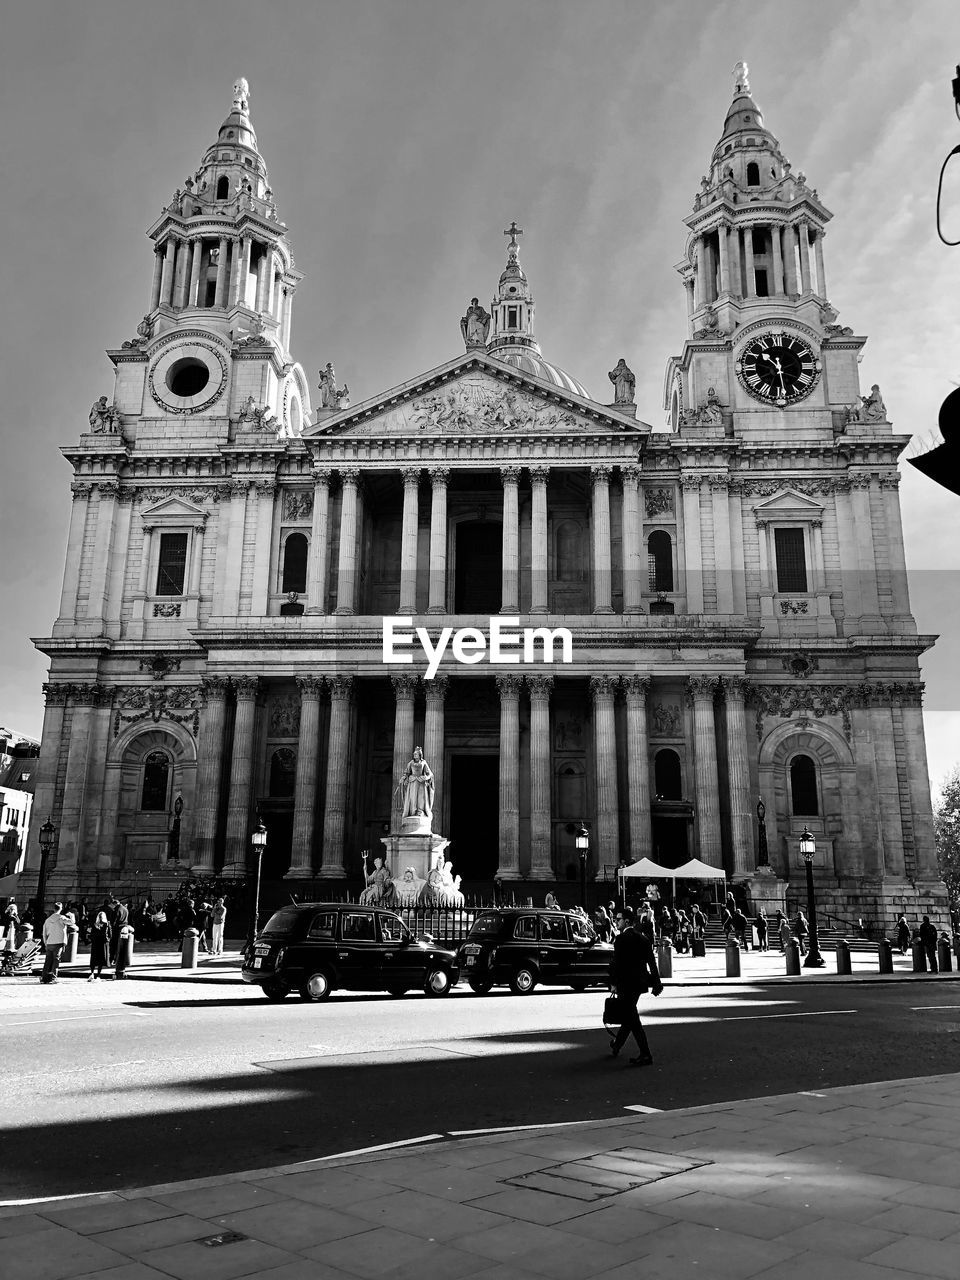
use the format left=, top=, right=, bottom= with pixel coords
left=331, top=377, right=588, bottom=438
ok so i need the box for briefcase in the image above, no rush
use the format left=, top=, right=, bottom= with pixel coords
left=692, top=937, right=706, bottom=958
left=603, top=994, right=623, bottom=1025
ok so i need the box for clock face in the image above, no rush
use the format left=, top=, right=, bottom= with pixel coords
left=735, top=331, right=821, bottom=406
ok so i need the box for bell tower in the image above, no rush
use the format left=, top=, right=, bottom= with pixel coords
left=664, top=62, right=868, bottom=436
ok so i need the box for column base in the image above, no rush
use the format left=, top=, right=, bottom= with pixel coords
left=333, top=607, right=355, bottom=616
left=220, top=861, right=247, bottom=877
left=189, top=861, right=216, bottom=876
left=284, top=867, right=315, bottom=880
left=592, top=606, right=614, bottom=615
left=317, top=867, right=347, bottom=879
left=526, top=866, right=555, bottom=881
left=305, top=606, right=328, bottom=616
left=427, top=605, right=447, bottom=615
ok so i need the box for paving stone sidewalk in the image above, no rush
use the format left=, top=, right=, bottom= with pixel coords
left=4, top=1071, right=960, bottom=1279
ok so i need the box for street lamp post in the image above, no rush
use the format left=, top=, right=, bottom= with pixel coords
left=247, top=819, right=267, bottom=949
left=799, top=826, right=825, bottom=968
left=35, top=819, right=56, bottom=923
left=575, top=823, right=589, bottom=911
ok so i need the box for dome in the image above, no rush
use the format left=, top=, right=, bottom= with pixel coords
left=491, top=348, right=589, bottom=399
left=217, top=109, right=258, bottom=153
left=721, top=91, right=766, bottom=140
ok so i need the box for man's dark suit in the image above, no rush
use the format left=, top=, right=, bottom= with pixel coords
left=609, top=925, right=663, bottom=1059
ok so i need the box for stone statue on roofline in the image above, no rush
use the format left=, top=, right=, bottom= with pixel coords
left=608, top=358, right=636, bottom=406
left=318, top=362, right=349, bottom=410
left=846, top=383, right=887, bottom=425
left=460, top=297, right=491, bottom=349
left=89, top=396, right=122, bottom=434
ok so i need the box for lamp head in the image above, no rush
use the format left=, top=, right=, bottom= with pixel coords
left=38, top=819, right=55, bottom=851
left=251, top=819, right=268, bottom=850
left=575, top=823, right=589, bottom=851
left=799, top=826, right=816, bottom=861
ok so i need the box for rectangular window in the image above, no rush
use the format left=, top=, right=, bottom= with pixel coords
left=775, top=527, right=808, bottom=593
left=507, top=306, right=519, bottom=328
left=755, top=268, right=769, bottom=297
left=155, top=533, right=188, bottom=596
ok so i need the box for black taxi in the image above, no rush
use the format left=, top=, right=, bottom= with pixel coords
left=456, top=908, right=613, bottom=995
left=242, top=903, right=460, bottom=1001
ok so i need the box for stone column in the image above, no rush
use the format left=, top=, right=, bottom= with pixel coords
left=771, top=225, right=784, bottom=296
left=500, top=467, right=521, bottom=613
left=306, top=468, right=331, bottom=613
left=289, top=675, right=324, bottom=877
left=798, top=221, right=812, bottom=293
left=320, top=675, right=353, bottom=877
left=58, top=484, right=93, bottom=622
left=783, top=224, right=798, bottom=295
left=390, top=675, right=417, bottom=829
left=717, top=224, right=730, bottom=294
left=56, top=683, right=101, bottom=872
left=621, top=467, right=642, bottom=612
left=528, top=675, right=554, bottom=878
left=723, top=677, right=753, bottom=875
left=624, top=675, right=652, bottom=862
left=695, top=238, right=708, bottom=309
left=31, top=684, right=70, bottom=865
left=814, top=232, right=827, bottom=298
left=427, top=467, right=449, bottom=614
left=187, top=238, right=203, bottom=308
left=743, top=227, right=756, bottom=297
left=680, top=475, right=704, bottom=612
left=239, top=235, right=252, bottom=306
left=227, top=236, right=242, bottom=305
left=850, top=475, right=882, bottom=624
left=192, top=676, right=230, bottom=873
left=729, top=223, right=742, bottom=296
left=530, top=466, right=549, bottom=613
left=591, top=465, right=613, bottom=614
left=249, top=480, right=275, bottom=616
left=334, top=469, right=360, bottom=615
left=591, top=675, right=620, bottom=871
left=221, top=479, right=248, bottom=617
left=900, top=686, right=939, bottom=878
left=160, top=237, right=177, bottom=306
left=423, top=675, right=448, bottom=821
left=711, top=477, right=734, bottom=613
left=281, top=286, right=294, bottom=350
left=684, top=278, right=696, bottom=317
left=136, top=522, right=155, bottom=598
left=87, top=480, right=119, bottom=627
left=399, top=468, right=420, bottom=614
left=214, top=236, right=229, bottom=307
left=150, top=246, right=164, bottom=310
left=223, top=676, right=260, bottom=872
left=173, top=239, right=189, bottom=309
left=496, top=674, right=522, bottom=877
left=687, top=676, right=722, bottom=867
left=188, top=521, right=206, bottom=597
left=880, top=474, right=912, bottom=620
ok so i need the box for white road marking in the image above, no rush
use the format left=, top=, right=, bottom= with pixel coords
left=449, top=1119, right=607, bottom=1136
left=722, top=1009, right=856, bottom=1023
left=797, top=1091, right=828, bottom=1097
left=2, top=1011, right=147, bottom=1026
left=0, top=1190, right=113, bottom=1208
left=314, top=1134, right=445, bottom=1160
left=623, top=1105, right=662, bottom=1113
left=910, top=1005, right=960, bottom=1011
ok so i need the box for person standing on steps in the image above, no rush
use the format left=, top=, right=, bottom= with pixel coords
left=608, top=906, right=663, bottom=1066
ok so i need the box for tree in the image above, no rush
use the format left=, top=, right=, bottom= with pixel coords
left=934, top=766, right=960, bottom=908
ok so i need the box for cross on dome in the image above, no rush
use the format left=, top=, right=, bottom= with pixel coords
left=504, top=221, right=523, bottom=261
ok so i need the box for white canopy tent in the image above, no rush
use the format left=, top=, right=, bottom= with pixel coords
left=617, top=857, right=727, bottom=907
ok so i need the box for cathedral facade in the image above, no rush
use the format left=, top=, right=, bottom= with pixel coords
left=27, top=69, right=947, bottom=929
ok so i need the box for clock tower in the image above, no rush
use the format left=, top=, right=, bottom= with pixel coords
left=665, top=61, right=864, bottom=436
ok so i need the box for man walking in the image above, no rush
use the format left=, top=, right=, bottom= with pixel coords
left=609, top=906, right=663, bottom=1066
left=41, top=902, right=70, bottom=984
left=211, top=898, right=227, bottom=956
left=919, top=915, right=939, bottom=972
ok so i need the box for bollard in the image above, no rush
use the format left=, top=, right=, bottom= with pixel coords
left=657, top=940, right=673, bottom=979
left=725, top=937, right=741, bottom=978
left=937, top=937, right=953, bottom=973
left=64, top=923, right=79, bottom=965
left=115, top=924, right=135, bottom=978
left=835, top=939, right=851, bottom=975
left=877, top=938, right=894, bottom=973
left=912, top=939, right=927, bottom=973
left=785, top=938, right=801, bottom=975
left=181, top=926, right=199, bottom=969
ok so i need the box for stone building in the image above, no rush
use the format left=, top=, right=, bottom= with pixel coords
left=0, top=730, right=39, bottom=879
left=26, top=68, right=947, bottom=928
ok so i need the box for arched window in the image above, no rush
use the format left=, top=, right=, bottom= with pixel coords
left=281, top=532, right=308, bottom=593
left=746, top=161, right=760, bottom=186
left=269, top=748, right=297, bottom=797
left=140, top=752, right=170, bottom=812
left=216, top=175, right=229, bottom=200
left=647, top=531, right=673, bottom=592
left=790, top=754, right=819, bottom=816
left=654, top=749, right=682, bottom=801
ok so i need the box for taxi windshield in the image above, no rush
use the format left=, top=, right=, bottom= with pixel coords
left=259, top=907, right=303, bottom=937
left=467, top=913, right=502, bottom=938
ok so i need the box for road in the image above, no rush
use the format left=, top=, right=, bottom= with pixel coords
left=3, top=971, right=959, bottom=1201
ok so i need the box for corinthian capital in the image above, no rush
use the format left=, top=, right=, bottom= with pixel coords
left=623, top=674, right=651, bottom=699
left=327, top=674, right=354, bottom=700
left=296, top=674, right=325, bottom=698
left=391, top=674, right=418, bottom=700
left=495, top=673, right=523, bottom=698
left=686, top=675, right=719, bottom=702
left=233, top=675, right=261, bottom=699
left=527, top=674, right=554, bottom=700
left=589, top=674, right=618, bottom=699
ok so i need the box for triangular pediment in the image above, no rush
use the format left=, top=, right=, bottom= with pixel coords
left=140, top=496, right=206, bottom=521
left=303, top=351, right=648, bottom=441
left=753, top=489, right=825, bottom=521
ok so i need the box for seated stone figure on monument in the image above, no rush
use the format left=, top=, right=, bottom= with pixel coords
left=397, top=746, right=434, bottom=833
left=395, top=865, right=425, bottom=907
left=359, top=852, right=396, bottom=906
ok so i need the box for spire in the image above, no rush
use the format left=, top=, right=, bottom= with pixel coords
left=487, top=220, right=539, bottom=356
left=675, top=64, right=834, bottom=338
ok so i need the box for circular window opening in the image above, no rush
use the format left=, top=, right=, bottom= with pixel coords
left=166, top=358, right=209, bottom=398
left=508, top=286, right=517, bottom=294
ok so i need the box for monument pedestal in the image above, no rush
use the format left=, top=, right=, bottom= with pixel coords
left=380, top=830, right=450, bottom=886
left=745, top=866, right=788, bottom=916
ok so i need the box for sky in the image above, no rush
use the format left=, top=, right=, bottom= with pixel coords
left=1, top=0, right=959, bottom=792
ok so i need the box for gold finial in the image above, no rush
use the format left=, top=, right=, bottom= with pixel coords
left=233, top=77, right=250, bottom=113
left=733, top=61, right=750, bottom=95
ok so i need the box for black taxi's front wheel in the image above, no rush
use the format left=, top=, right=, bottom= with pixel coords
left=468, top=978, right=493, bottom=995
left=261, top=980, right=289, bottom=1002
left=510, top=966, right=538, bottom=995
left=424, top=967, right=452, bottom=997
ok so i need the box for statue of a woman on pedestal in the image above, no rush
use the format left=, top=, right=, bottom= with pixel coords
left=398, top=746, right=434, bottom=821
left=360, top=852, right=395, bottom=906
